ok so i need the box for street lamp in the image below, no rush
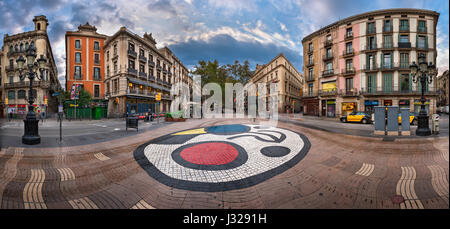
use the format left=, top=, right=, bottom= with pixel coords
left=410, top=54, right=437, bottom=136
left=16, top=45, right=47, bottom=145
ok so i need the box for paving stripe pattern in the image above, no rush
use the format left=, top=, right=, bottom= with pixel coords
left=0, top=148, right=24, bottom=207
left=428, top=165, right=449, bottom=203
left=355, top=163, right=375, bottom=176
left=68, top=197, right=99, bottom=209
left=23, top=169, right=47, bottom=209
left=94, top=153, right=110, bottom=161
left=396, top=166, right=424, bottom=209
left=57, top=168, right=76, bottom=181
left=130, top=199, right=155, bottom=209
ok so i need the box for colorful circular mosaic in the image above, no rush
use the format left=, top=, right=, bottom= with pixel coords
left=134, top=124, right=311, bottom=192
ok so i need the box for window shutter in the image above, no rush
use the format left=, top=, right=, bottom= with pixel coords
left=391, top=52, right=393, bottom=67
left=381, top=53, right=384, bottom=67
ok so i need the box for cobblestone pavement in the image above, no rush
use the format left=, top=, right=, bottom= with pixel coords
left=0, top=118, right=448, bottom=209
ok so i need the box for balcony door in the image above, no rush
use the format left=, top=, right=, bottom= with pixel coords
left=400, top=74, right=411, bottom=93
left=367, top=74, right=376, bottom=93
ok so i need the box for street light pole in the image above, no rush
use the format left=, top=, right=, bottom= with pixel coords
left=409, top=54, right=437, bottom=136
left=16, top=45, right=47, bottom=145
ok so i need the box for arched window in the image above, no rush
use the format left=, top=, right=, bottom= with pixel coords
left=37, top=23, right=41, bottom=30
left=9, top=45, right=13, bottom=53
left=25, top=42, right=29, bottom=50
left=14, top=45, right=18, bottom=52
left=30, top=41, right=35, bottom=48
left=20, top=43, right=24, bottom=52
left=18, top=90, right=26, bottom=99
left=8, top=91, right=15, bottom=99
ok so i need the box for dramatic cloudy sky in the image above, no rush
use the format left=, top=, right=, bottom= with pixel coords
left=0, top=0, right=448, bottom=89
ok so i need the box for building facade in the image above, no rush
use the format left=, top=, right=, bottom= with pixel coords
left=65, top=22, right=107, bottom=100
left=104, top=27, right=190, bottom=117
left=251, top=53, right=303, bottom=113
left=437, top=70, right=449, bottom=111
left=0, top=15, right=61, bottom=118
left=302, top=9, right=440, bottom=117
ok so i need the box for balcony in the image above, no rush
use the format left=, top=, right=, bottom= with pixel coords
left=156, top=78, right=164, bottom=84
left=379, top=63, right=395, bottom=71
left=127, top=49, right=137, bottom=58
left=148, top=75, right=156, bottom=82
left=168, top=71, right=172, bottom=76
left=93, top=75, right=102, bottom=81
left=139, top=71, right=147, bottom=78
left=380, top=42, right=393, bottom=50
left=94, top=60, right=100, bottom=65
left=163, top=69, right=168, bottom=74
left=323, top=40, right=333, bottom=47
left=383, top=25, right=393, bottom=33
left=139, top=55, right=147, bottom=63
left=302, top=92, right=318, bottom=98
left=318, top=89, right=338, bottom=96
left=306, top=74, right=315, bottom=82
left=366, top=27, right=376, bottom=35
left=322, top=69, right=335, bottom=77
left=363, top=64, right=379, bottom=72
left=305, top=61, right=314, bottom=67
left=156, top=65, right=162, bottom=71
left=417, top=26, right=427, bottom=33
left=148, top=61, right=155, bottom=67
left=127, top=68, right=137, bottom=75
left=342, top=48, right=354, bottom=57
left=398, top=42, right=412, bottom=49
left=360, top=87, right=437, bottom=96
left=399, top=25, right=409, bottom=32
left=398, top=62, right=410, bottom=70
left=344, top=32, right=353, bottom=40
left=307, top=48, right=314, bottom=54
left=416, top=42, right=429, bottom=51
left=363, top=43, right=378, bottom=52
left=323, top=53, right=333, bottom=62
left=341, top=67, right=355, bottom=76
left=74, top=73, right=83, bottom=80
left=340, top=89, right=359, bottom=97
left=4, top=80, right=50, bottom=89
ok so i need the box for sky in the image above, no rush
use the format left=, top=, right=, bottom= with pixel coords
left=0, top=0, right=448, bottom=89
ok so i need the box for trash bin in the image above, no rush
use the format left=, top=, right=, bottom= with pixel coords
left=94, top=107, right=102, bottom=120
left=126, top=116, right=139, bottom=131
left=432, top=114, right=439, bottom=134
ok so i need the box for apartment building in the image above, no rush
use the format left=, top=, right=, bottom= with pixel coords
left=302, top=9, right=439, bottom=117
left=0, top=15, right=61, bottom=117
left=65, top=22, right=107, bottom=101
left=104, top=27, right=189, bottom=117
left=251, top=53, right=303, bottom=113
left=437, top=70, right=449, bottom=111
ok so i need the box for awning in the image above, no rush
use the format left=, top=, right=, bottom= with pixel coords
left=127, top=77, right=170, bottom=92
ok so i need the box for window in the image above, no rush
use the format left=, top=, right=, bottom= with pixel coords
left=382, top=53, right=392, bottom=68
left=400, top=19, right=409, bottom=31
left=417, top=35, right=427, bottom=49
left=94, top=53, right=100, bottom=64
left=25, top=42, right=29, bottom=50
left=368, top=36, right=376, bottom=49
left=75, top=52, right=81, bottom=63
left=345, top=78, right=353, bottom=91
left=308, top=43, right=313, bottom=52
left=346, top=27, right=353, bottom=37
left=326, top=35, right=331, bottom=41
left=18, top=90, right=26, bottom=99
left=400, top=53, right=409, bottom=68
left=367, top=74, right=376, bottom=93
left=383, top=35, right=392, bottom=48
left=75, top=40, right=81, bottom=49
left=94, top=41, right=100, bottom=51
left=149, top=54, right=153, bottom=62
left=20, top=43, right=24, bottom=52
left=383, top=73, right=393, bottom=92
left=9, top=76, right=14, bottom=84
left=326, top=48, right=332, bottom=58
left=384, top=20, right=392, bottom=32
left=8, top=91, right=15, bottom=99
left=345, top=59, right=353, bottom=70
left=139, top=49, right=144, bottom=57
left=107, top=65, right=110, bottom=77
left=308, top=83, right=313, bottom=95
left=113, top=61, right=117, bottom=73
left=94, top=85, right=100, bottom=98
left=308, top=54, right=313, bottom=65
left=107, top=51, right=110, bottom=61
left=128, top=42, right=135, bottom=51
left=75, top=66, right=82, bottom=79
left=140, top=64, right=145, bottom=73
left=113, top=44, right=117, bottom=56
left=326, top=62, right=333, bottom=71
left=399, top=35, right=409, bottom=43
left=367, top=54, right=375, bottom=70
left=418, top=20, right=426, bottom=32
left=129, top=59, right=135, bottom=69
left=93, top=67, right=100, bottom=80
left=367, top=22, right=375, bottom=33
left=400, top=74, right=411, bottom=92
left=308, top=68, right=313, bottom=79
left=345, top=42, right=352, bottom=53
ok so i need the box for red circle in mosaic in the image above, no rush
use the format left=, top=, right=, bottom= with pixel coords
left=179, top=142, right=239, bottom=165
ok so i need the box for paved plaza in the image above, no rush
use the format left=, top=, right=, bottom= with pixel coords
left=0, top=117, right=448, bottom=209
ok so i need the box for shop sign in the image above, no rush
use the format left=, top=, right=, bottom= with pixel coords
left=342, top=102, right=355, bottom=111
left=399, top=100, right=410, bottom=105
left=8, top=104, right=16, bottom=107
left=414, top=99, right=430, bottom=105
left=364, top=100, right=378, bottom=106
left=326, top=100, right=336, bottom=105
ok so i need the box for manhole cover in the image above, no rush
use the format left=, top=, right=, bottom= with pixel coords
left=392, top=195, right=404, bottom=204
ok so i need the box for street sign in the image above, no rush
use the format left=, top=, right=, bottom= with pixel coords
left=58, top=105, right=63, bottom=113
left=70, top=104, right=79, bottom=107
left=52, top=92, right=59, bottom=97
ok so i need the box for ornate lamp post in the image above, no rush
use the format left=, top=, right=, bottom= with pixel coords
left=16, top=45, right=47, bottom=145
left=409, top=54, right=437, bottom=136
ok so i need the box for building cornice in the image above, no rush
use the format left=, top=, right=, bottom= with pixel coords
left=302, top=8, right=440, bottom=42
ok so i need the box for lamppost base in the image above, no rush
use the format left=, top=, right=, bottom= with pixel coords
left=416, top=115, right=431, bottom=136
left=416, top=127, right=431, bottom=136
left=22, top=119, right=41, bottom=145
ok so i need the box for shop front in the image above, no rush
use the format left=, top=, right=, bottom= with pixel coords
left=399, top=99, right=410, bottom=110
left=302, top=98, right=319, bottom=116
left=341, top=102, right=356, bottom=116
left=383, top=100, right=393, bottom=106
left=321, top=99, right=336, bottom=117
left=364, top=100, right=379, bottom=114
left=126, top=97, right=157, bottom=115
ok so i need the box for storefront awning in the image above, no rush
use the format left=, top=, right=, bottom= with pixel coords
left=127, top=77, right=170, bottom=92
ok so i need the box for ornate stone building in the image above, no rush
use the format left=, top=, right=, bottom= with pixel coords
left=302, top=9, right=440, bottom=117
left=103, top=27, right=191, bottom=117
left=251, top=53, right=303, bottom=113
left=0, top=15, right=61, bottom=118
left=437, top=70, right=449, bottom=112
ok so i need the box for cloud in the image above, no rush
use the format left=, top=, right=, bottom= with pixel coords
left=148, top=0, right=178, bottom=18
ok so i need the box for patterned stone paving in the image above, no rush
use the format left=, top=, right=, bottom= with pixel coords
left=0, top=118, right=448, bottom=209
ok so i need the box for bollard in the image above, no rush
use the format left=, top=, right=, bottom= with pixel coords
left=374, top=106, right=386, bottom=135
left=387, top=106, right=399, bottom=136
left=400, top=108, right=410, bottom=136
